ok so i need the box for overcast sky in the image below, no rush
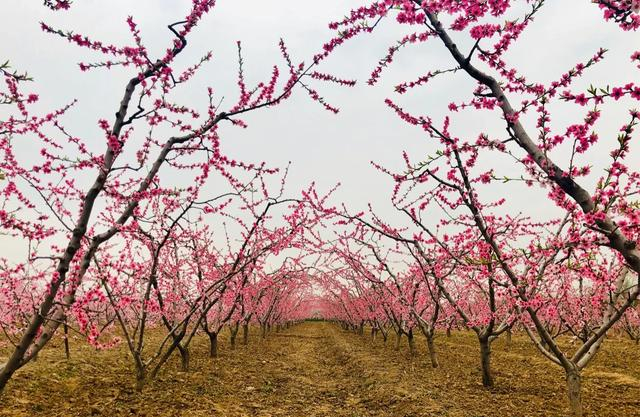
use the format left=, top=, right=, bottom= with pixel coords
left=2, top=1, right=640, bottom=263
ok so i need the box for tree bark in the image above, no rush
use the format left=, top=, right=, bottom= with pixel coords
left=178, top=345, right=190, bottom=372
left=209, top=332, right=218, bottom=358
left=566, top=369, right=583, bottom=417
left=394, top=332, right=402, bottom=351
left=426, top=334, right=439, bottom=368
left=407, top=329, right=416, bottom=357
left=135, top=368, right=146, bottom=392
left=242, top=323, right=249, bottom=345
left=479, top=338, right=493, bottom=387
left=63, top=321, right=70, bottom=361
left=230, top=323, right=239, bottom=350
left=540, top=337, right=548, bottom=350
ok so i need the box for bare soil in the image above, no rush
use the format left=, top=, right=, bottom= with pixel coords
left=1, top=322, right=639, bottom=416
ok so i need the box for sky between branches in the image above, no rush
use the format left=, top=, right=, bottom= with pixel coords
left=2, top=0, right=640, bottom=263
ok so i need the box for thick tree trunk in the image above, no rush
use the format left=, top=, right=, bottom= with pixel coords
left=426, top=334, right=439, bottom=368
left=242, top=323, right=249, bottom=345
left=394, top=332, right=402, bottom=351
left=566, top=369, right=583, bottom=417
left=209, top=332, right=218, bottom=358
left=479, top=338, right=493, bottom=387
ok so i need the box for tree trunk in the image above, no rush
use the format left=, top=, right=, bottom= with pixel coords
left=208, top=332, right=218, bottom=358
left=566, top=369, right=583, bottom=417
left=178, top=345, right=190, bottom=371
left=394, top=332, right=402, bottom=351
left=407, top=330, right=416, bottom=356
left=506, top=328, right=512, bottom=349
left=135, top=368, right=146, bottom=392
left=479, top=338, right=493, bottom=387
left=242, top=323, right=249, bottom=345
left=446, top=326, right=451, bottom=338
left=426, top=334, right=439, bottom=368
left=230, top=324, right=239, bottom=350
left=63, top=321, right=71, bottom=361
left=0, top=365, right=15, bottom=392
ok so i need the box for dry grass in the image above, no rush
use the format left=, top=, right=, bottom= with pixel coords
left=1, top=322, right=639, bottom=416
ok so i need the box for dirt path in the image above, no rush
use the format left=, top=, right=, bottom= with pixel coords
left=215, top=321, right=397, bottom=416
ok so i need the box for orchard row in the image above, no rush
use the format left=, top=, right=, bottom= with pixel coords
left=1, top=1, right=640, bottom=416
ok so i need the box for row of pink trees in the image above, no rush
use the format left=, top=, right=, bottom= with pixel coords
left=70, top=166, right=326, bottom=389
left=312, top=1, right=640, bottom=416
left=0, top=0, right=351, bottom=392
left=314, top=0, right=640, bottom=416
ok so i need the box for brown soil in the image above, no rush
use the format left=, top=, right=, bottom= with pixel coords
left=1, top=322, right=639, bottom=416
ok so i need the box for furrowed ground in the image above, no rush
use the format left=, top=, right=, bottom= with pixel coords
left=1, top=322, right=639, bottom=417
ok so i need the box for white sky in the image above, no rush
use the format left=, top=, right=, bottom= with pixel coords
left=2, top=1, right=640, bottom=263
